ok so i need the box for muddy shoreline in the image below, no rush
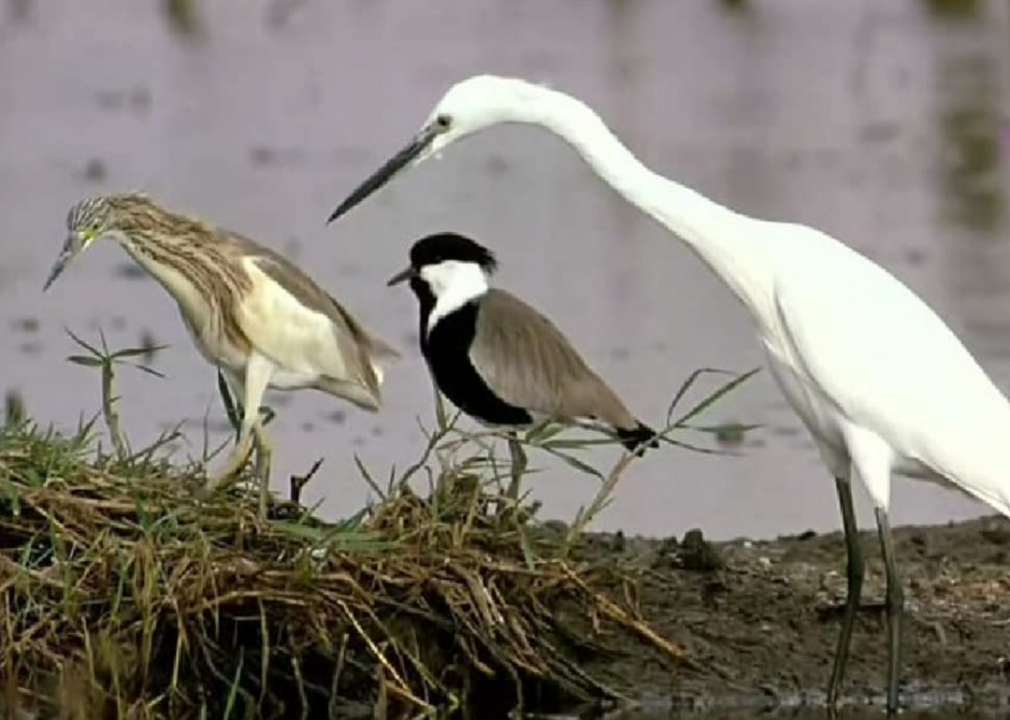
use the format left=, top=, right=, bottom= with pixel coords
left=565, top=515, right=1010, bottom=711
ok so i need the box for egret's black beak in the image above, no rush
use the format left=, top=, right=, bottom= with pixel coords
left=387, top=267, right=417, bottom=287
left=327, top=123, right=439, bottom=224
left=43, top=235, right=80, bottom=291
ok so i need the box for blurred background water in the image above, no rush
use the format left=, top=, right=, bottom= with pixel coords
left=606, top=709, right=1006, bottom=720
left=1, top=0, right=1009, bottom=540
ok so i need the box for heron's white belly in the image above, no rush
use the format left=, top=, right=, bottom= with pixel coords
left=269, top=367, right=321, bottom=390
left=239, top=261, right=348, bottom=380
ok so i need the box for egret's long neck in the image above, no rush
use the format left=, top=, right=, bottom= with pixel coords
left=527, top=90, right=773, bottom=318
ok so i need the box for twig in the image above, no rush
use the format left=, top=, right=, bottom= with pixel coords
left=563, top=451, right=637, bottom=553
left=336, top=600, right=433, bottom=712
left=290, top=458, right=324, bottom=504
left=562, top=566, right=690, bottom=665
left=101, top=361, right=129, bottom=461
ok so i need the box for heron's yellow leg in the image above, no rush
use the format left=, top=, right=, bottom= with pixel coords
left=205, top=432, right=256, bottom=492
left=204, top=354, right=274, bottom=495
left=252, top=422, right=273, bottom=519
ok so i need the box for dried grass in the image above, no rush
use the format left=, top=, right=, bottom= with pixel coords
left=0, top=333, right=755, bottom=719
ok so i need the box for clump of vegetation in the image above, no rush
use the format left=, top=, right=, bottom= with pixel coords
left=0, top=333, right=756, bottom=719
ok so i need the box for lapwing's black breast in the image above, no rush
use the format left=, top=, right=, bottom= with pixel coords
left=420, top=298, right=533, bottom=427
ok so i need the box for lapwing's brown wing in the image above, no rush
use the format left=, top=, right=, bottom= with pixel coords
left=468, top=289, right=639, bottom=430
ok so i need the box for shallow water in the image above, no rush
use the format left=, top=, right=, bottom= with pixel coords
left=604, top=711, right=1006, bottom=720
left=1, top=0, right=1009, bottom=540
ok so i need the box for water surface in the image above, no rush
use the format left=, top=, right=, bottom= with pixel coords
left=2, top=0, right=1009, bottom=539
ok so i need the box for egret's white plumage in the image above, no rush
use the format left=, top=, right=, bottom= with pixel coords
left=327, top=75, right=1010, bottom=711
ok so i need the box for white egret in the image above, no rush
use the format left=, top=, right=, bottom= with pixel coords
left=326, top=75, right=1010, bottom=711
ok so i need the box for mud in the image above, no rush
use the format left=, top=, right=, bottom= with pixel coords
left=563, top=515, right=1010, bottom=711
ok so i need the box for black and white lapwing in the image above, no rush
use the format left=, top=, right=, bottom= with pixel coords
left=388, top=232, right=657, bottom=499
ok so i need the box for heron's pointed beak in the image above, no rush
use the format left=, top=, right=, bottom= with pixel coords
left=43, top=235, right=80, bottom=291
left=386, top=267, right=417, bottom=287
left=327, top=123, right=439, bottom=224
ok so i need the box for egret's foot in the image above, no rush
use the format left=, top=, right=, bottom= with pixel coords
left=827, top=476, right=866, bottom=708
left=818, top=600, right=887, bottom=620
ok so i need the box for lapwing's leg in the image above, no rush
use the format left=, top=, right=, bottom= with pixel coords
left=874, top=506, right=904, bottom=714
left=506, top=433, right=527, bottom=501
left=205, top=354, right=274, bottom=495
left=827, top=474, right=865, bottom=708
left=252, top=421, right=274, bottom=519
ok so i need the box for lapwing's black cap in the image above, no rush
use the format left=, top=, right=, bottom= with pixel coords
left=409, top=232, right=498, bottom=274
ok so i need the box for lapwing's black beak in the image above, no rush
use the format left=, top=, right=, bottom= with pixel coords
left=386, top=266, right=417, bottom=287
left=327, top=123, right=439, bottom=224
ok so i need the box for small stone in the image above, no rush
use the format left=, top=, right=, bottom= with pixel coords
left=981, top=527, right=1010, bottom=545
left=680, top=528, right=724, bottom=571
left=656, top=535, right=680, bottom=559
left=612, top=530, right=626, bottom=553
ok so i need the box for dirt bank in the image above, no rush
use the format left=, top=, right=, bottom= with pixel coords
left=2, top=415, right=1008, bottom=717
left=564, top=515, right=1010, bottom=710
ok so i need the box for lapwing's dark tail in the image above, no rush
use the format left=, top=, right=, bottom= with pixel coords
left=617, top=423, right=660, bottom=453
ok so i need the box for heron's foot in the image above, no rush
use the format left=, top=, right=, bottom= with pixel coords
left=200, top=437, right=256, bottom=499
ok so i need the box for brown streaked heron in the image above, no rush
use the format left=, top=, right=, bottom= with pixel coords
left=45, top=193, right=398, bottom=514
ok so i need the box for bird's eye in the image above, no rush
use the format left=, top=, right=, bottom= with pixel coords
left=435, top=114, right=452, bottom=130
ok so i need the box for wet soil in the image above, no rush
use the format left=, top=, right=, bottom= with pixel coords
left=564, top=515, right=1010, bottom=710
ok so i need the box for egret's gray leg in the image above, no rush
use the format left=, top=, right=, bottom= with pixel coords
left=252, top=421, right=273, bottom=519
left=827, top=475, right=865, bottom=708
left=874, top=506, right=903, bottom=714
left=506, top=434, right=527, bottom=501
left=205, top=354, right=274, bottom=495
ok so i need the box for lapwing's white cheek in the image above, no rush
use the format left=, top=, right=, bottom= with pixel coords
left=421, top=261, right=490, bottom=331
left=419, top=261, right=484, bottom=297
